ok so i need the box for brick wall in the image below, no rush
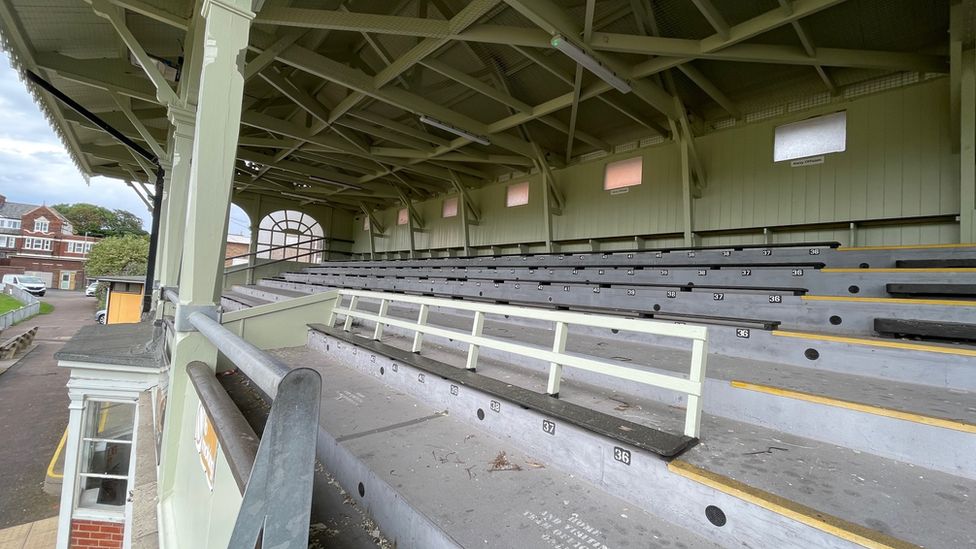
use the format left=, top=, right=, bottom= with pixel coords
left=225, top=240, right=250, bottom=267
left=70, top=519, right=124, bottom=548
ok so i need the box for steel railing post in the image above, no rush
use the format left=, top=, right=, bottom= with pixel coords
left=373, top=298, right=389, bottom=340
left=326, top=293, right=341, bottom=326
left=546, top=321, right=568, bottom=397
left=465, top=310, right=485, bottom=371
left=412, top=303, right=429, bottom=353
left=343, top=296, right=359, bottom=332
left=683, top=338, right=708, bottom=438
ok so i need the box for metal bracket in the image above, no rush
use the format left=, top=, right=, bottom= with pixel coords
left=175, top=303, right=220, bottom=332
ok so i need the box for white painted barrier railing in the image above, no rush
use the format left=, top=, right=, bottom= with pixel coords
left=0, top=283, right=40, bottom=330
left=327, top=289, right=709, bottom=438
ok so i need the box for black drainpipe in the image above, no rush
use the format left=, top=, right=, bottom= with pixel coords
left=24, top=70, right=164, bottom=312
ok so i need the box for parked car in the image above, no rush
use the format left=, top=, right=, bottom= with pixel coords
left=1, top=274, right=46, bottom=296
left=85, top=281, right=99, bottom=297
left=95, top=309, right=106, bottom=324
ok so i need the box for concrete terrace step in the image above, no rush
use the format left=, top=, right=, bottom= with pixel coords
left=269, top=272, right=976, bottom=337
left=220, top=290, right=270, bottom=311
left=334, top=297, right=976, bottom=392
left=320, top=308, right=976, bottom=479
left=266, top=346, right=725, bottom=549
left=299, top=334, right=976, bottom=549
left=232, top=284, right=309, bottom=302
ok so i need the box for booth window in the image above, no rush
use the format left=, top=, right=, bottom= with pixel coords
left=76, top=401, right=136, bottom=514
left=442, top=197, right=458, bottom=218
left=506, top=181, right=529, bottom=207
left=604, top=157, right=643, bottom=190
left=397, top=208, right=409, bottom=225
left=774, top=111, right=847, bottom=162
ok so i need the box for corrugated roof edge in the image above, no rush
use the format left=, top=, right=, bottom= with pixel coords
left=0, top=18, right=90, bottom=184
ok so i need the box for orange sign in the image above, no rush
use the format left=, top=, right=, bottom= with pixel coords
left=194, top=403, right=218, bottom=489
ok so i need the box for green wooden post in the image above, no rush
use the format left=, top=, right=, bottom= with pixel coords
left=157, top=0, right=254, bottom=515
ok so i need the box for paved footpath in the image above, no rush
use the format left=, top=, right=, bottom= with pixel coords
left=0, top=290, right=98, bottom=529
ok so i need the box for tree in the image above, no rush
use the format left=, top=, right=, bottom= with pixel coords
left=85, top=234, right=150, bottom=277
left=52, top=203, right=147, bottom=237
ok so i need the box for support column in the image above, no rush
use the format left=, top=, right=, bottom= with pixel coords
left=541, top=173, right=554, bottom=253
left=152, top=159, right=172, bottom=287
left=459, top=194, right=472, bottom=256
left=961, top=47, right=976, bottom=243
left=158, top=0, right=253, bottom=510
left=680, top=137, right=695, bottom=246
left=245, top=196, right=261, bottom=285
left=158, top=104, right=196, bottom=290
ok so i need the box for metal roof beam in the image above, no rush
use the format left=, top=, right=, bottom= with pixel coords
left=779, top=0, right=837, bottom=93
left=271, top=42, right=538, bottom=159
left=564, top=0, right=596, bottom=163
left=419, top=57, right=610, bottom=151
left=88, top=0, right=178, bottom=105
left=602, top=35, right=950, bottom=74
left=100, top=0, right=188, bottom=30
left=690, top=0, right=730, bottom=40
left=700, top=0, right=847, bottom=53
left=510, top=45, right=668, bottom=136
left=676, top=63, right=740, bottom=118
left=371, top=147, right=532, bottom=166
left=501, top=0, right=678, bottom=120
left=34, top=53, right=160, bottom=104
left=348, top=111, right=450, bottom=147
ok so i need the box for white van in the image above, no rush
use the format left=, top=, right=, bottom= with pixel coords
left=2, top=274, right=46, bottom=296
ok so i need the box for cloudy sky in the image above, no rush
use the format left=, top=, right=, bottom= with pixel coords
left=0, top=52, right=251, bottom=236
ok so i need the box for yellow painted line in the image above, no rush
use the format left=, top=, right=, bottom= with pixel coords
left=838, top=243, right=976, bottom=251
left=46, top=428, right=67, bottom=480
left=772, top=329, right=976, bottom=357
left=730, top=380, right=976, bottom=434
left=802, top=295, right=976, bottom=307
left=822, top=267, right=976, bottom=273
left=668, top=460, right=921, bottom=549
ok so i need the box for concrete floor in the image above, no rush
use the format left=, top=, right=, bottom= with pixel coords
left=0, top=290, right=99, bottom=529
left=0, top=516, right=58, bottom=549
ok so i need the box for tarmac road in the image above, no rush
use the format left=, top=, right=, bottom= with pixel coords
left=0, top=289, right=98, bottom=528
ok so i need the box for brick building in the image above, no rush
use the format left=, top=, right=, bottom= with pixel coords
left=224, top=234, right=250, bottom=267
left=0, top=195, right=99, bottom=290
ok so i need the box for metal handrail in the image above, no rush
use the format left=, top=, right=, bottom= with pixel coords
left=188, top=312, right=291, bottom=397
left=170, top=306, right=319, bottom=548
left=224, top=246, right=325, bottom=275
left=329, top=289, right=709, bottom=438
left=186, top=361, right=259, bottom=492
left=225, top=235, right=329, bottom=262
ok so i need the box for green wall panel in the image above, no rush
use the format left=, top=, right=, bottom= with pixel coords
left=347, top=78, right=959, bottom=254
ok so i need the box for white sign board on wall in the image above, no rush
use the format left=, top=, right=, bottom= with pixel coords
left=774, top=111, right=847, bottom=162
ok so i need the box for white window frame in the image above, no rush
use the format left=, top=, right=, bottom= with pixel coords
left=0, top=218, right=20, bottom=230
left=0, top=236, right=15, bottom=248
left=34, top=219, right=50, bottom=233
left=773, top=111, right=847, bottom=162
left=73, top=399, right=138, bottom=520
left=506, top=181, right=530, bottom=208
left=24, top=237, right=52, bottom=251
left=604, top=156, right=644, bottom=191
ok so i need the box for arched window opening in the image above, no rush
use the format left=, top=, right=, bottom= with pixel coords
left=256, top=210, right=324, bottom=263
